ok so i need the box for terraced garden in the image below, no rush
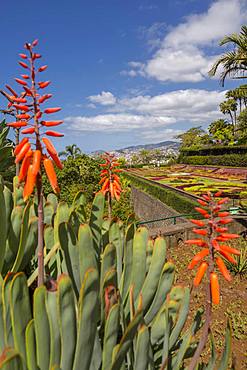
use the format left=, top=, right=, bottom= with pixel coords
left=129, top=164, right=247, bottom=208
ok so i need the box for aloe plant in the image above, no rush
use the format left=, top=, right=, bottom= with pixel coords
left=0, top=175, right=232, bottom=369
left=0, top=247, right=231, bottom=370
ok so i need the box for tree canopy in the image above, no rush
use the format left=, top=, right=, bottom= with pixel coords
left=209, top=25, right=247, bottom=86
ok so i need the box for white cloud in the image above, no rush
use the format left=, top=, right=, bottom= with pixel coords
left=107, top=89, right=226, bottom=121
left=127, top=0, right=247, bottom=82
left=165, top=0, right=246, bottom=47
left=87, top=91, right=116, bottom=106
left=65, top=114, right=175, bottom=132
left=145, top=46, right=216, bottom=82
left=138, top=22, right=167, bottom=51
left=141, top=128, right=183, bottom=141
left=65, top=88, right=226, bottom=136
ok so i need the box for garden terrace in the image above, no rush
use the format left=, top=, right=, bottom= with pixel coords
left=126, top=165, right=247, bottom=208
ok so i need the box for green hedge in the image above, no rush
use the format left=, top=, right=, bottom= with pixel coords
left=179, top=153, right=247, bottom=167
left=124, top=173, right=198, bottom=215
left=180, top=145, right=247, bottom=157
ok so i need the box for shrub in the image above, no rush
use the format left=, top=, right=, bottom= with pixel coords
left=180, top=145, right=247, bottom=157
left=124, top=172, right=198, bottom=214
left=178, top=153, right=247, bottom=167
left=43, top=154, right=101, bottom=204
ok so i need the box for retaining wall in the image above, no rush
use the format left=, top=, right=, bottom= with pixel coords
left=132, top=186, right=247, bottom=247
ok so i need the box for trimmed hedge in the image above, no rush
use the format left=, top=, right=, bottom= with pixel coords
left=180, top=145, right=247, bottom=157
left=179, top=153, right=247, bottom=167
left=124, top=172, right=198, bottom=214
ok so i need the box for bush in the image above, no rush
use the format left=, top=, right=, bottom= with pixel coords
left=43, top=154, right=101, bottom=204
left=178, top=153, right=247, bottom=167
left=112, top=178, right=134, bottom=223
left=180, top=145, right=247, bottom=157
left=124, top=172, right=198, bottom=214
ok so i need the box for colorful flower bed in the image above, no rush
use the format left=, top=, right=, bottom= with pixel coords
left=129, top=165, right=247, bottom=207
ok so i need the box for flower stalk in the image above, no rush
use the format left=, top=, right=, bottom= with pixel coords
left=187, top=192, right=239, bottom=369
left=99, top=153, right=122, bottom=218
left=3, top=39, right=64, bottom=285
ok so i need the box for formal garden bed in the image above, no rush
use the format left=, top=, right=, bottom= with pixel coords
left=128, top=165, right=247, bottom=208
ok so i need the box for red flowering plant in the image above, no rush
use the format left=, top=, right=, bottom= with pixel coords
left=99, top=152, right=122, bottom=218
left=1, top=39, right=64, bottom=286
left=0, top=85, right=30, bottom=175
left=187, top=191, right=240, bottom=369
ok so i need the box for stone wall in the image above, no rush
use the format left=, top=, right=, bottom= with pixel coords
left=132, top=186, right=247, bottom=247
left=131, top=186, right=188, bottom=229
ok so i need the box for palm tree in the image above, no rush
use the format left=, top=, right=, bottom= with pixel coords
left=59, top=144, right=82, bottom=159
left=219, top=99, right=238, bottom=136
left=209, top=25, right=247, bottom=86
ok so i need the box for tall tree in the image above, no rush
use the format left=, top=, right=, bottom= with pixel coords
left=237, top=108, right=247, bottom=144
left=176, top=126, right=207, bottom=149
left=208, top=119, right=233, bottom=144
left=59, top=144, right=81, bottom=159
left=209, top=25, right=247, bottom=86
left=219, top=98, right=238, bottom=136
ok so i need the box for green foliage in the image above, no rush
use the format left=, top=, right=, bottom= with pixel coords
left=0, top=176, right=37, bottom=277
left=224, top=238, right=247, bottom=278
left=124, top=172, right=198, bottom=214
left=43, top=154, right=101, bottom=204
left=59, top=144, right=82, bottom=159
left=0, top=223, right=231, bottom=369
left=179, top=145, right=247, bottom=157
left=176, top=126, right=210, bottom=149
left=112, top=177, right=134, bottom=222
left=208, top=25, right=247, bottom=85
left=208, top=119, right=234, bottom=144
left=179, top=153, right=247, bottom=167
left=237, top=107, right=247, bottom=143
left=0, top=173, right=233, bottom=369
left=0, top=120, right=15, bottom=186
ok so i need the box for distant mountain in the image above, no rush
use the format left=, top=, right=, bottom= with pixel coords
left=118, top=140, right=180, bottom=152
left=90, top=141, right=179, bottom=156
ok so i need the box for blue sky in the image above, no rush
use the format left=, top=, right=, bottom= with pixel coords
left=0, top=0, right=246, bottom=152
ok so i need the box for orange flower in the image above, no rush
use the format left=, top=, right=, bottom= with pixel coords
left=44, top=107, right=61, bottom=114
left=15, top=78, right=27, bottom=86
left=38, top=81, right=51, bottom=89
left=14, top=137, right=29, bottom=155
left=215, top=257, right=231, bottom=282
left=194, top=262, right=208, bottom=286
left=7, top=121, right=28, bottom=128
left=43, top=158, right=59, bottom=193
left=19, top=61, right=29, bottom=69
left=15, top=142, right=31, bottom=163
left=45, top=130, right=64, bottom=137
left=21, top=127, right=35, bottom=134
left=41, top=120, right=63, bottom=127
left=38, top=65, right=48, bottom=72
left=19, top=150, right=32, bottom=182
left=210, top=273, right=220, bottom=304
left=12, top=104, right=29, bottom=112
left=23, top=165, right=36, bottom=201
left=42, top=137, right=58, bottom=156
left=32, top=150, right=41, bottom=176
left=191, top=219, right=205, bottom=227
left=188, top=249, right=209, bottom=270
